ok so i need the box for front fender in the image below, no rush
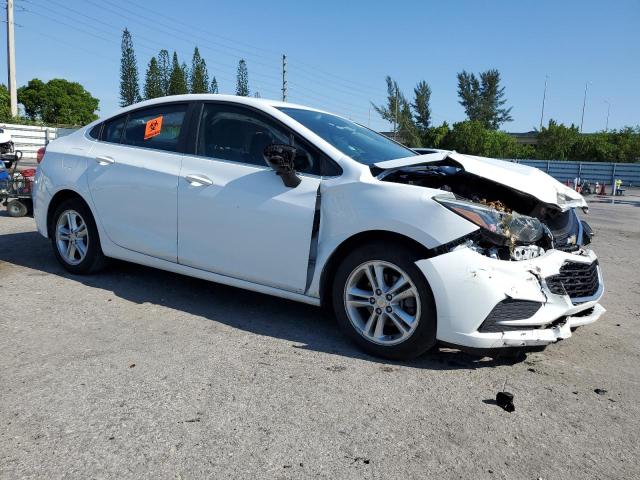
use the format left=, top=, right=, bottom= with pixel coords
left=307, top=178, right=477, bottom=297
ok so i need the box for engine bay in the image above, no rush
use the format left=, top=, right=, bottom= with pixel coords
left=375, top=161, right=590, bottom=261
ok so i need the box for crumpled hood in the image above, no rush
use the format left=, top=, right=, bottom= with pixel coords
left=374, top=151, right=587, bottom=211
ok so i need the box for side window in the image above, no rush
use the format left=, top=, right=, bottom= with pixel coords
left=88, top=123, right=102, bottom=140
left=197, top=103, right=321, bottom=175
left=122, top=104, right=187, bottom=152
left=102, top=116, right=126, bottom=143
left=292, top=135, right=338, bottom=176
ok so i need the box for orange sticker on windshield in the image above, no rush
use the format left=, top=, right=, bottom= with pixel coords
left=144, top=116, right=163, bottom=140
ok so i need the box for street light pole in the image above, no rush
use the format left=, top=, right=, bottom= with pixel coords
left=580, top=81, right=589, bottom=133
left=604, top=100, right=610, bottom=132
left=539, top=75, right=548, bottom=130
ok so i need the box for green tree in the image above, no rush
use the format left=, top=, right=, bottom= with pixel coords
left=168, top=52, right=188, bottom=95
left=144, top=57, right=164, bottom=100
left=16, top=78, right=46, bottom=120
left=236, top=59, right=249, bottom=96
left=372, top=76, right=405, bottom=128
left=372, top=76, right=419, bottom=145
left=190, top=47, right=209, bottom=94
left=441, top=120, right=487, bottom=155
left=607, top=126, right=640, bottom=162
left=535, top=120, right=580, bottom=160
left=457, top=70, right=481, bottom=122
left=119, top=28, right=140, bottom=107
left=422, top=122, right=450, bottom=148
left=438, top=120, right=528, bottom=159
left=210, top=76, right=219, bottom=94
left=412, top=80, right=432, bottom=131
left=17, top=78, right=99, bottom=125
left=398, top=100, right=421, bottom=147
left=181, top=62, right=189, bottom=89
left=0, top=84, right=12, bottom=121
left=478, top=69, right=512, bottom=129
left=158, top=49, right=171, bottom=96
left=457, top=69, right=512, bottom=129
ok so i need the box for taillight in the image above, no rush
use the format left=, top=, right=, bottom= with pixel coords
left=36, top=146, right=46, bottom=164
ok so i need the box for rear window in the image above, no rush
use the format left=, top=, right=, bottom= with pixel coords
left=122, top=104, right=187, bottom=153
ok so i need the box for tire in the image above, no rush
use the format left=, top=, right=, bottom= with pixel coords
left=50, top=197, right=107, bottom=274
left=7, top=200, right=28, bottom=217
left=332, top=241, right=437, bottom=360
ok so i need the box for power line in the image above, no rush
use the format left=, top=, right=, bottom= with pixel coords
left=19, top=0, right=388, bottom=128
left=97, top=0, right=283, bottom=76
left=24, top=0, right=281, bottom=97
left=99, top=0, right=385, bottom=100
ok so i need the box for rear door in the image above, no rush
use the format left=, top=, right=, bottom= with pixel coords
left=177, top=102, right=322, bottom=293
left=87, top=103, right=189, bottom=262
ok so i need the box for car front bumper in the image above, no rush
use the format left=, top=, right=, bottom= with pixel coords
left=416, top=247, right=605, bottom=350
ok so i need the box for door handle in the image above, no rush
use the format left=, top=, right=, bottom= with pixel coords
left=185, top=174, right=213, bottom=186
left=95, top=155, right=115, bottom=165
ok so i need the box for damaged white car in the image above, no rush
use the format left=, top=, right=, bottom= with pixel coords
left=33, top=95, right=605, bottom=359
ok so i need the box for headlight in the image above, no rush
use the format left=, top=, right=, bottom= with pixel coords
left=435, top=195, right=544, bottom=244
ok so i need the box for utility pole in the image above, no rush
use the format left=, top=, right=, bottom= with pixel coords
left=281, top=54, right=287, bottom=102
left=393, top=85, right=399, bottom=139
left=604, top=100, right=610, bottom=132
left=6, top=0, right=17, bottom=117
left=580, top=81, right=589, bottom=133
left=539, top=75, right=548, bottom=130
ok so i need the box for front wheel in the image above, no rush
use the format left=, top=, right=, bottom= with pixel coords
left=332, top=242, right=437, bottom=360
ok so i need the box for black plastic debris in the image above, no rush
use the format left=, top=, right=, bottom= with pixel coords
left=594, top=388, right=608, bottom=395
left=496, top=391, right=515, bottom=412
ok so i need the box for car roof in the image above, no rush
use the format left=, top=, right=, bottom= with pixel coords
left=112, top=94, right=330, bottom=117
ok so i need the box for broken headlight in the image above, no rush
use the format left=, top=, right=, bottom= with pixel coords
left=435, top=196, right=544, bottom=244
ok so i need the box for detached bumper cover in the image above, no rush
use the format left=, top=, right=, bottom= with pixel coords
left=416, top=247, right=605, bottom=349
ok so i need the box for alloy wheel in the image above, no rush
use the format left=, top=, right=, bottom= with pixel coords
left=55, top=209, right=89, bottom=265
left=344, top=260, right=421, bottom=346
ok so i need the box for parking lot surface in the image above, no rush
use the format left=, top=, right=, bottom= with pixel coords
left=1, top=200, right=639, bottom=479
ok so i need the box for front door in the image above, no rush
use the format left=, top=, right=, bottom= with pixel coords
left=177, top=103, right=321, bottom=293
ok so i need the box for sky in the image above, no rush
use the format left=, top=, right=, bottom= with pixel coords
left=2, top=0, right=639, bottom=132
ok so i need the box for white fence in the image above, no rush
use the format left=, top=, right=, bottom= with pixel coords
left=0, top=123, right=79, bottom=159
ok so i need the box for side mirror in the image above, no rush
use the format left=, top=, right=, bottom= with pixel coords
left=263, top=144, right=302, bottom=188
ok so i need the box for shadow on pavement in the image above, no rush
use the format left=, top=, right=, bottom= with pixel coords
left=0, top=228, right=527, bottom=370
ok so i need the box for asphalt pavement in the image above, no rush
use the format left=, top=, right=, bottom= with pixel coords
left=1, top=200, right=639, bottom=479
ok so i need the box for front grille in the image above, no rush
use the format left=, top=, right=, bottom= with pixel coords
left=546, top=261, right=600, bottom=300
left=479, top=299, right=542, bottom=332
left=554, top=232, right=580, bottom=252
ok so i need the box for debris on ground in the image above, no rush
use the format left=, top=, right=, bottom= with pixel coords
left=496, top=391, right=515, bottom=412
left=179, top=418, right=201, bottom=423
left=325, top=365, right=347, bottom=372
left=594, top=388, right=608, bottom=395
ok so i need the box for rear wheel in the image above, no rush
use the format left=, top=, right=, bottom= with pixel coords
left=51, top=198, right=106, bottom=274
left=332, top=242, right=437, bottom=360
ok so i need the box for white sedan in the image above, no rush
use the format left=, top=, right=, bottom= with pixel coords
left=33, top=95, right=605, bottom=359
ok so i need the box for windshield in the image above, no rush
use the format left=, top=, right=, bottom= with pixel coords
left=277, top=107, right=416, bottom=165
